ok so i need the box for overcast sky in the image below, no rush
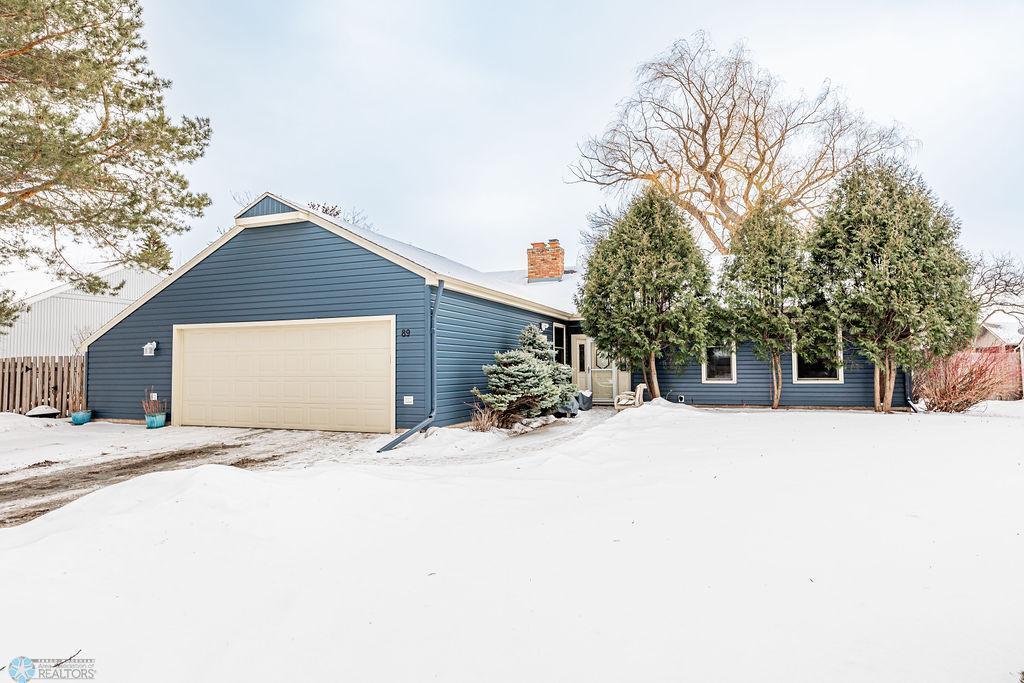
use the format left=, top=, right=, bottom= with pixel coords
left=8, top=0, right=1024, bottom=295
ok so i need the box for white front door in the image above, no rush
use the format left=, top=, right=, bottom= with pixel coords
left=571, top=335, right=618, bottom=405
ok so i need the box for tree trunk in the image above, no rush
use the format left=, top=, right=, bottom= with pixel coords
left=882, top=351, right=897, bottom=413
left=647, top=351, right=661, bottom=399
left=640, top=363, right=650, bottom=395
left=873, top=363, right=882, bottom=412
left=770, top=353, right=782, bottom=409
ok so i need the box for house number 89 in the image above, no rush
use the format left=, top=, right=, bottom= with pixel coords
left=401, top=328, right=412, bottom=337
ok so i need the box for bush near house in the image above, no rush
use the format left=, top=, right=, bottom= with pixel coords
left=913, top=349, right=1016, bottom=412
left=473, top=325, right=576, bottom=429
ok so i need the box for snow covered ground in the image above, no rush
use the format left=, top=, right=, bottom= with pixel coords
left=0, top=409, right=613, bottom=526
left=0, top=401, right=1021, bottom=682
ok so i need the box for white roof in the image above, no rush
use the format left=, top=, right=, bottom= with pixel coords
left=981, top=310, right=1024, bottom=347
left=483, top=269, right=583, bottom=314
left=260, top=194, right=583, bottom=316
left=18, top=264, right=153, bottom=305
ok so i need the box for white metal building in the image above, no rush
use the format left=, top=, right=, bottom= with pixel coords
left=0, top=266, right=164, bottom=357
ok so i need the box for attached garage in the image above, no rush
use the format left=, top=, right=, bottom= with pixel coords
left=172, top=317, right=394, bottom=432
left=81, top=192, right=573, bottom=435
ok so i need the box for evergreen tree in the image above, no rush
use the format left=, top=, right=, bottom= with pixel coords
left=136, top=229, right=174, bottom=272
left=802, top=160, right=978, bottom=411
left=719, top=199, right=806, bottom=408
left=518, top=324, right=556, bottom=363
left=0, top=290, right=25, bottom=336
left=472, top=350, right=555, bottom=427
left=576, top=185, right=712, bottom=397
left=473, top=325, right=578, bottom=426
left=550, top=363, right=577, bottom=408
left=518, top=324, right=577, bottom=410
left=1, top=0, right=211, bottom=331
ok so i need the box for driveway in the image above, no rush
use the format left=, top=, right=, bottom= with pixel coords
left=0, top=408, right=614, bottom=527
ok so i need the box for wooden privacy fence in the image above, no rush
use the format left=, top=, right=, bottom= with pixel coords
left=0, top=356, right=85, bottom=417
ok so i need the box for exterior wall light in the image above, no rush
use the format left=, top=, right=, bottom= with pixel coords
left=539, top=322, right=550, bottom=332
left=143, top=341, right=158, bottom=356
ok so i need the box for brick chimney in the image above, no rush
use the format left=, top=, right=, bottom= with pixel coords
left=527, top=239, right=565, bottom=282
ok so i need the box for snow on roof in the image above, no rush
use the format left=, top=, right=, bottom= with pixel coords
left=981, top=310, right=1024, bottom=346
left=268, top=194, right=583, bottom=317
left=483, top=269, right=583, bottom=314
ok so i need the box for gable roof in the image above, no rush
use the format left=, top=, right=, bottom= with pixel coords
left=980, top=310, right=1024, bottom=347
left=237, top=193, right=579, bottom=317
left=18, top=264, right=151, bottom=306
left=82, top=192, right=578, bottom=350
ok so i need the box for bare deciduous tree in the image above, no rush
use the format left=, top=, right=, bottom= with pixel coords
left=970, top=251, right=1024, bottom=317
left=572, top=32, right=908, bottom=253
left=579, top=203, right=623, bottom=254
left=307, top=202, right=376, bottom=233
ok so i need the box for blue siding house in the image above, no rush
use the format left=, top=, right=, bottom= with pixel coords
left=82, top=192, right=906, bottom=438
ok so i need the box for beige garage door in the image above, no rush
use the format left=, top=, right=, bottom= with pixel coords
left=172, top=317, right=394, bottom=432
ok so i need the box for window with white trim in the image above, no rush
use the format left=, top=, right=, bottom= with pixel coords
left=701, top=344, right=737, bottom=383
left=552, top=323, right=566, bottom=365
left=791, top=343, right=844, bottom=384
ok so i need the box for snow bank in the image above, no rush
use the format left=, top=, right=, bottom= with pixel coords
left=0, top=405, right=1021, bottom=682
left=0, top=412, right=67, bottom=434
left=967, top=399, right=1024, bottom=419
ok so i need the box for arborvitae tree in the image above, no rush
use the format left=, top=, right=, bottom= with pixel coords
left=1, top=0, right=211, bottom=331
left=802, top=160, right=978, bottom=412
left=576, top=185, right=712, bottom=398
left=719, top=199, right=806, bottom=408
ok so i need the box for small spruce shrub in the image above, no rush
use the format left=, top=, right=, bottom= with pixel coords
left=472, top=325, right=578, bottom=428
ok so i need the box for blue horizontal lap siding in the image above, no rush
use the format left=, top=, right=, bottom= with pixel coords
left=434, top=288, right=566, bottom=426
left=87, top=221, right=428, bottom=427
left=633, top=342, right=907, bottom=407
left=239, top=196, right=295, bottom=217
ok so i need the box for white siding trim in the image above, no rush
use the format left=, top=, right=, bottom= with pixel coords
left=791, top=344, right=845, bottom=385
left=81, top=194, right=576, bottom=352
left=235, top=212, right=306, bottom=227
left=243, top=193, right=574, bottom=318
left=701, top=343, right=738, bottom=384
left=79, top=225, right=250, bottom=351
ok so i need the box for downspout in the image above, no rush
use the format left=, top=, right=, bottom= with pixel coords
left=378, top=279, right=445, bottom=452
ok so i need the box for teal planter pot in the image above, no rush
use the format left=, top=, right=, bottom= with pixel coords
left=70, top=410, right=92, bottom=426
left=145, top=413, right=166, bottom=429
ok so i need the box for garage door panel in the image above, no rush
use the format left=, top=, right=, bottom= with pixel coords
left=176, top=319, right=393, bottom=433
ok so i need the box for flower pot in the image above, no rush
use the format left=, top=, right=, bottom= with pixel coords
left=145, top=412, right=166, bottom=429
left=70, top=410, right=92, bottom=426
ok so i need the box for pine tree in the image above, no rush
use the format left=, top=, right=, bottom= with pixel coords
left=1, top=0, right=211, bottom=331
left=719, top=199, right=806, bottom=408
left=802, top=160, right=978, bottom=412
left=136, top=229, right=174, bottom=272
left=576, top=185, right=712, bottom=397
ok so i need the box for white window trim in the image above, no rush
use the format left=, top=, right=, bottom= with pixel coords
left=791, top=341, right=845, bottom=385
left=701, top=342, right=738, bottom=384
left=551, top=322, right=566, bottom=364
